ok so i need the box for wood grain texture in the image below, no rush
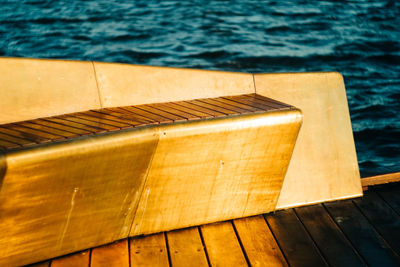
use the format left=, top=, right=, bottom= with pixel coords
left=0, top=128, right=158, bottom=266
left=130, top=234, right=169, bottom=267
left=233, top=215, right=288, bottom=267
left=325, top=200, right=400, bottom=266
left=166, top=227, right=208, bottom=267
left=91, top=239, right=129, bottom=267
left=131, top=110, right=302, bottom=235
left=265, top=209, right=328, bottom=267
left=93, top=62, right=254, bottom=108
left=50, top=250, right=89, bottom=267
left=254, top=72, right=362, bottom=209
left=201, top=222, right=247, bottom=267
left=295, top=205, right=365, bottom=266
left=0, top=57, right=100, bottom=124
left=361, top=172, right=400, bottom=186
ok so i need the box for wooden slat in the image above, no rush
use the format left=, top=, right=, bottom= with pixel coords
left=173, top=101, right=226, bottom=117
left=198, top=98, right=250, bottom=114
left=223, top=96, right=276, bottom=111
left=0, top=138, right=20, bottom=149
left=59, top=115, right=119, bottom=131
left=240, top=94, right=286, bottom=109
left=0, top=132, right=36, bottom=147
left=325, top=200, right=400, bottom=266
left=83, top=111, right=143, bottom=127
left=233, top=216, right=288, bottom=267
left=27, top=261, right=50, bottom=267
left=150, top=103, right=201, bottom=121
left=74, top=113, right=132, bottom=129
left=164, top=102, right=213, bottom=119
left=115, top=106, right=167, bottom=124
left=91, top=239, right=129, bottom=267
left=9, top=124, right=65, bottom=141
left=20, top=121, right=79, bottom=139
left=378, top=184, right=400, bottom=215
left=44, top=117, right=101, bottom=134
left=212, top=97, right=263, bottom=112
left=362, top=172, right=400, bottom=187
left=99, top=108, right=156, bottom=125
left=166, top=227, right=208, bottom=267
left=136, top=105, right=186, bottom=122
left=130, top=234, right=169, bottom=267
left=253, top=94, right=292, bottom=108
left=34, top=119, right=92, bottom=136
left=0, top=125, right=52, bottom=143
left=200, top=221, right=247, bottom=267
left=50, top=250, right=90, bottom=267
left=265, top=209, right=328, bottom=267
left=354, top=192, right=400, bottom=255
left=188, top=99, right=235, bottom=115
left=295, top=205, right=365, bottom=266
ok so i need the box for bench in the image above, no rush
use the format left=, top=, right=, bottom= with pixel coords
left=0, top=88, right=302, bottom=265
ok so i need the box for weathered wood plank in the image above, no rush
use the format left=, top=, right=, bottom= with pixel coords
left=91, top=239, right=129, bottom=267
left=130, top=234, right=169, bottom=267
left=200, top=221, right=247, bottom=267
left=50, top=250, right=89, bottom=267
left=166, top=227, right=208, bottom=267
left=378, top=184, right=400, bottom=215
left=295, top=204, right=365, bottom=266
left=361, top=172, right=400, bottom=187
left=354, top=191, right=400, bottom=255
left=233, top=215, right=288, bottom=267
left=325, top=200, right=400, bottom=266
left=265, top=209, right=328, bottom=267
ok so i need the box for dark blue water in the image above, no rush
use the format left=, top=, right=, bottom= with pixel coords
left=1, top=0, right=399, bottom=177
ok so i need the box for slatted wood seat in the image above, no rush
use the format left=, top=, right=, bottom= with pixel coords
left=0, top=94, right=293, bottom=151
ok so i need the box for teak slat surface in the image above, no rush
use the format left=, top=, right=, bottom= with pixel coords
left=200, top=221, right=248, bottom=267
left=91, top=239, right=129, bottom=267
left=50, top=250, right=89, bottom=267
left=166, top=227, right=208, bottom=267
left=130, top=233, right=169, bottom=267
left=0, top=94, right=290, bottom=153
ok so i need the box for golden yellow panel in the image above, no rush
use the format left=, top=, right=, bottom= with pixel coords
left=0, top=57, right=101, bottom=124
left=131, top=110, right=302, bottom=236
left=93, top=62, right=254, bottom=107
left=0, top=127, right=158, bottom=266
left=254, top=72, right=362, bottom=209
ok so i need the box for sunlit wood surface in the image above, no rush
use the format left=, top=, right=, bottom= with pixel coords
left=28, top=184, right=400, bottom=267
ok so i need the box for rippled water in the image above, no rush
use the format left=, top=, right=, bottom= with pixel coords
left=1, top=0, right=399, bottom=176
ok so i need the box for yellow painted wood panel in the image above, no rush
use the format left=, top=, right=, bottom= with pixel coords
left=130, top=234, right=169, bottom=267
left=93, top=62, right=254, bottom=108
left=0, top=57, right=100, bottom=124
left=233, top=216, right=288, bottom=267
left=201, top=222, right=247, bottom=267
left=0, top=127, right=158, bottom=266
left=51, top=250, right=89, bottom=267
left=254, top=72, right=362, bottom=209
left=131, top=110, right=302, bottom=235
left=91, top=239, right=129, bottom=267
left=167, top=227, right=208, bottom=267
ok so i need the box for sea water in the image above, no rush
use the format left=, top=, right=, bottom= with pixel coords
left=0, top=0, right=399, bottom=176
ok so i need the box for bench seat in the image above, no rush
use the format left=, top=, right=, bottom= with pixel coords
left=0, top=93, right=302, bottom=266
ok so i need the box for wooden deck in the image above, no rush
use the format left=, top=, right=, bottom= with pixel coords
left=28, top=183, right=400, bottom=267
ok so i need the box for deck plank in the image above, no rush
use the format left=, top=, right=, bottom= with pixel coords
left=295, top=204, right=365, bottom=267
left=130, top=233, right=169, bottom=267
left=354, top=191, right=400, bottom=255
left=166, top=227, right=208, bottom=267
left=233, top=215, right=288, bottom=267
left=325, top=199, right=400, bottom=266
left=265, top=209, right=328, bottom=267
left=50, top=250, right=89, bottom=267
left=378, top=184, right=400, bottom=215
left=91, top=239, right=129, bottom=267
left=200, top=221, right=248, bottom=267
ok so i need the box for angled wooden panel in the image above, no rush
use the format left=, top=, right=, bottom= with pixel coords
left=91, top=239, right=129, bottom=267
left=0, top=127, right=158, bottom=266
left=254, top=72, right=362, bottom=209
left=0, top=57, right=100, bottom=124
left=167, top=228, right=208, bottom=267
left=131, top=110, right=302, bottom=235
left=201, top=222, right=247, bottom=267
left=130, top=234, right=169, bottom=267
left=51, top=250, right=90, bottom=267
left=233, top=215, right=288, bottom=267
left=93, top=62, right=254, bottom=107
